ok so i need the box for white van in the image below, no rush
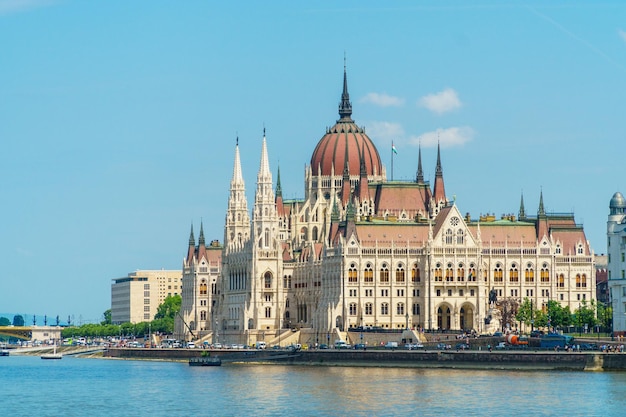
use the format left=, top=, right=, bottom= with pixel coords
left=384, top=341, right=398, bottom=350
left=255, top=341, right=267, bottom=349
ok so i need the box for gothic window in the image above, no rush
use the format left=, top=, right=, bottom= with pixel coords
left=264, top=272, right=272, bottom=289
left=541, top=264, right=550, bottom=283
left=200, top=311, right=207, bottom=320
left=576, top=274, right=581, bottom=288
left=286, top=299, right=290, bottom=308
left=396, top=302, right=405, bottom=315
left=348, top=264, right=358, bottom=283
left=468, top=264, right=476, bottom=282
left=558, top=274, right=565, bottom=288
left=265, top=307, right=271, bottom=318
left=457, top=263, right=465, bottom=282
left=556, top=245, right=561, bottom=254
left=200, top=280, right=208, bottom=295
left=412, top=303, right=420, bottom=315
left=457, top=229, right=464, bottom=244
left=525, top=264, right=534, bottom=283
left=509, top=264, right=519, bottom=283
left=312, top=226, right=318, bottom=241
left=380, top=264, right=389, bottom=283
left=581, top=274, right=587, bottom=288
left=435, top=263, right=443, bottom=282
left=577, top=244, right=584, bottom=255
left=395, top=264, right=405, bottom=284
left=494, top=264, right=503, bottom=283
left=411, top=264, right=421, bottom=282
left=349, top=303, right=357, bottom=316
left=445, top=229, right=453, bottom=244
left=364, top=264, right=374, bottom=283
left=365, top=303, right=373, bottom=315
left=446, top=263, right=454, bottom=282
left=381, top=303, right=389, bottom=315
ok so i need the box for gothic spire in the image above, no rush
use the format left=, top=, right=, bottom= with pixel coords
left=538, top=189, right=545, bottom=217
left=338, top=56, right=353, bottom=121
left=188, top=223, right=195, bottom=246
left=258, top=128, right=271, bottom=180
left=275, top=165, right=282, bottom=198
left=199, top=221, right=205, bottom=246
left=435, top=141, right=442, bottom=176
left=232, top=136, right=244, bottom=184
left=416, top=144, right=424, bottom=184
left=519, top=192, right=526, bottom=220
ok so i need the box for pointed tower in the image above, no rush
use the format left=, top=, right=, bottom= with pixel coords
left=275, top=166, right=285, bottom=217
left=338, top=59, right=352, bottom=122
left=197, top=221, right=207, bottom=261
left=252, top=129, right=279, bottom=248
left=341, top=144, right=351, bottom=207
left=224, top=138, right=251, bottom=252
left=431, top=142, right=448, bottom=215
left=416, top=144, right=424, bottom=184
left=537, top=190, right=549, bottom=240
left=518, top=193, right=526, bottom=220
left=356, top=146, right=370, bottom=217
left=186, top=223, right=196, bottom=264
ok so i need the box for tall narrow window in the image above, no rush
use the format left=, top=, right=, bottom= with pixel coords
left=509, top=265, right=519, bottom=283
left=364, top=265, right=374, bottom=283
left=412, top=264, right=420, bottom=282
left=395, top=265, right=405, bottom=284
left=380, top=264, right=389, bottom=283
left=525, top=264, right=534, bottom=283
left=264, top=272, right=272, bottom=289
left=348, top=264, right=358, bottom=283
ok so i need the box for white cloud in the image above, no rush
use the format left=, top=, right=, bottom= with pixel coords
left=0, top=0, right=56, bottom=16
left=360, top=92, right=405, bottom=107
left=364, top=121, right=405, bottom=144
left=418, top=88, right=462, bottom=114
left=619, top=29, right=626, bottom=44
left=409, top=126, right=474, bottom=148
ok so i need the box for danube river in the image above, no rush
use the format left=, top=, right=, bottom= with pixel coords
left=2, top=355, right=626, bottom=416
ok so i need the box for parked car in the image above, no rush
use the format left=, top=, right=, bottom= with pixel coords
left=384, top=341, right=398, bottom=350
left=319, top=343, right=329, bottom=349
left=353, top=343, right=366, bottom=350
left=455, top=343, right=469, bottom=350
left=436, top=343, right=451, bottom=350
left=405, top=343, right=424, bottom=350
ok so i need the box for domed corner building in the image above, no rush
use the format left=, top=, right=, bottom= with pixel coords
left=177, top=66, right=597, bottom=346
left=608, top=192, right=626, bottom=336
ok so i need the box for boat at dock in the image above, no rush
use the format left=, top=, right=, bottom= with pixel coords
left=189, top=357, right=221, bottom=366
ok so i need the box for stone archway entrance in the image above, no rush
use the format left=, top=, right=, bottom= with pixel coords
left=460, top=305, right=474, bottom=331
left=437, top=305, right=451, bottom=330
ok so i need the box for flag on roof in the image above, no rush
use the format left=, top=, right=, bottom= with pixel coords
left=392, top=143, right=398, bottom=154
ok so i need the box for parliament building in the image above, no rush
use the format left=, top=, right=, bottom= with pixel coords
left=176, top=68, right=596, bottom=345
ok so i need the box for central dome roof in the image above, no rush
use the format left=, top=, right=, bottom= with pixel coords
left=310, top=68, right=383, bottom=177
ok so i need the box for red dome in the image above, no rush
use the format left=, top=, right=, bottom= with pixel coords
left=310, top=121, right=383, bottom=177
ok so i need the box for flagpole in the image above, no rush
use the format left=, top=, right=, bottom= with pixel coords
left=391, top=141, right=394, bottom=181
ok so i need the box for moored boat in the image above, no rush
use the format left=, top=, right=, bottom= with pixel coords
left=189, top=356, right=221, bottom=366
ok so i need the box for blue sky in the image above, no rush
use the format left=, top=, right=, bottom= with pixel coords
left=1, top=1, right=625, bottom=323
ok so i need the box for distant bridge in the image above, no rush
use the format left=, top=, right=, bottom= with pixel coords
left=0, top=326, right=62, bottom=341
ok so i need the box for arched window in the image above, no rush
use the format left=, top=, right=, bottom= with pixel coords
left=365, top=303, right=373, bottom=315
left=349, top=303, right=357, bottom=316
left=264, top=228, right=270, bottom=248
left=395, top=265, right=405, bottom=284
left=509, top=264, right=519, bottom=283
left=264, top=272, right=272, bottom=289
left=576, top=274, right=581, bottom=288
left=348, top=264, right=358, bottom=283
left=541, top=264, right=550, bottom=283
left=558, top=274, right=565, bottom=288
left=445, top=229, right=453, bottom=244
left=397, top=302, right=405, bottom=315
left=412, top=303, right=420, bottom=315
left=494, top=264, right=503, bottom=283
left=446, top=263, right=454, bottom=282
left=380, top=264, right=389, bottom=283
left=581, top=274, right=587, bottom=288
left=364, top=264, right=374, bottom=283
left=457, top=263, right=465, bottom=282
left=468, top=264, right=476, bottom=282
left=200, top=311, right=207, bottom=320
left=525, top=263, right=534, bottom=283
left=381, top=303, right=389, bottom=315
left=435, top=263, right=443, bottom=282
left=199, top=280, right=208, bottom=295
left=411, top=264, right=420, bottom=282
left=312, top=226, right=318, bottom=241
left=457, top=229, right=464, bottom=244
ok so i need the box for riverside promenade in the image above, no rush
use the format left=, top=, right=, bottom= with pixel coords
left=103, top=347, right=626, bottom=371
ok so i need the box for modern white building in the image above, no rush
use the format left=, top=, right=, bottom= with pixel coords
left=607, top=192, right=626, bottom=336
left=111, top=270, right=182, bottom=324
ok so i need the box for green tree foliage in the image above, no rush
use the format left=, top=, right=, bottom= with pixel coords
left=0, top=317, right=10, bottom=326
left=597, top=302, right=612, bottom=331
left=154, top=295, right=182, bottom=320
left=574, top=300, right=597, bottom=331
left=12, top=315, right=24, bottom=326
left=101, top=309, right=112, bottom=325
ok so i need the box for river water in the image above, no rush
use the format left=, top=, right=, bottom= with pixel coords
left=1, top=355, right=625, bottom=416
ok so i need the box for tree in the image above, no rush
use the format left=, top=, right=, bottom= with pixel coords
left=155, top=295, right=182, bottom=320
left=0, top=317, right=10, bottom=326
left=102, top=309, right=112, bottom=325
left=498, top=297, right=520, bottom=331
left=516, top=298, right=534, bottom=328
left=12, top=315, right=24, bottom=326
left=574, top=300, right=597, bottom=333
left=597, top=302, right=612, bottom=332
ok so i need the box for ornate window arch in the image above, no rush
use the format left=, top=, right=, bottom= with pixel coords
left=509, top=264, right=519, bottom=283
left=395, top=264, right=405, bottom=284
